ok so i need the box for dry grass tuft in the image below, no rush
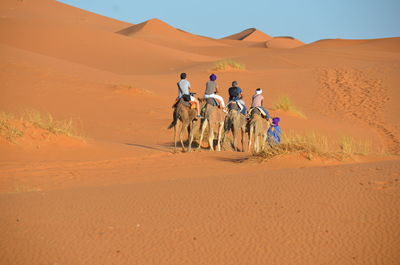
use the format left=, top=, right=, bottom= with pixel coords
left=340, top=135, right=371, bottom=157
left=0, top=112, right=24, bottom=143
left=24, top=110, right=79, bottom=138
left=272, top=96, right=306, bottom=118
left=254, top=131, right=372, bottom=161
left=212, top=59, right=245, bottom=71
left=0, top=110, right=81, bottom=143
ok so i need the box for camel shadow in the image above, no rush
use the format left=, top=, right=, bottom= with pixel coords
left=124, top=143, right=171, bottom=153
left=214, top=156, right=248, bottom=163
left=160, top=140, right=201, bottom=149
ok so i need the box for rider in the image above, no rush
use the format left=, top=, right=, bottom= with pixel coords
left=228, top=81, right=247, bottom=115
left=177, top=72, right=201, bottom=117
left=204, top=73, right=226, bottom=110
left=250, top=88, right=271, bottom=120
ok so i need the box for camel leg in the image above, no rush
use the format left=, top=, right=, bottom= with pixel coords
left=253, top=133, right=258, bottom=153
left=198, top=119, right=207, bottom=150
left=173, top=124, right=177, bottom=152
left=180, top=123, right=187, bottom=152
left=188, top=122, right=194, bottom=152
left=217, top=122, right=223, bottom=151
left=248, top=125, right=253, bottom=152
left=222, top=117, right=230, bottom=150
left=221, top=129, right=227, bottom=150
left=241, top=128, right=245, bottom=152
left=208, top=125, right=214, bottom=151
left=232, top=127, right=238, bottom=151
left=261, top=132, right=268, bottom=151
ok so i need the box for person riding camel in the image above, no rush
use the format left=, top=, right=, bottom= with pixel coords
left=250, top=88, right=271, bottom=121
left=177, top=72, right=201, bottom=117
left=203, top=73, right=226, bottom=112
left=228, top=81, right=247, bottom=115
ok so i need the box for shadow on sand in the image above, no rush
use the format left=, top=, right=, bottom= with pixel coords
left=124, top=143, right=172, bottom=153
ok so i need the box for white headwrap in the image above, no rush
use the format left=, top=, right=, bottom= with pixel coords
left=256, top=89, right=262, bottom=95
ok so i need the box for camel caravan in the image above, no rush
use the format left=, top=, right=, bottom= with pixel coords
left=168, top=73, right=282, bottom=152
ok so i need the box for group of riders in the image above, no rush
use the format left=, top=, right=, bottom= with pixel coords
left=176, top=72, right=282, bottom=146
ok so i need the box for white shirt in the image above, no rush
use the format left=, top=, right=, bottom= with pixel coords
left=178, top=79, right=190, bottom=98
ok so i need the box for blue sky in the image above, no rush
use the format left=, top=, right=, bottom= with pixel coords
left=59, top=0, right=400, bottom=43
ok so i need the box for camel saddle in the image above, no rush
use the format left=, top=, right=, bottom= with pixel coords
left=172, top=98, right=193, bottom=109
left=249, top=107, right=268, bottom=117
left=227, top=100, right=243, bottom=111
left=205, top=97, right=219, bottom=107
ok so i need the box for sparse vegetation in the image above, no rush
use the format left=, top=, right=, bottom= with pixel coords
left=0, top=110, right=81, bottom=143
left=254, top=131, right=373, bottom=161
left=272, top=96, right=306, bottom=118
left=340, top=135, right=371, bottom=157
left=212, top=59, right=245, bottom=71
left=0, top=112, right=24, bottom=143
left=12, top=184, right=41, bottom=193
left=24, top=110, right=79, bottom=138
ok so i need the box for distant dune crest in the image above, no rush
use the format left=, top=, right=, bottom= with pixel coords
left=223, top=28, right=273, bottom=42
left=116, top=18, right=227, bottom=47
left=302, top=37, right=400, bottom=52
left=117, top=18, right=179, bottom=37
left=222, top=28, right=304, bottom=48
left=265, top=37, right=305, bottom=48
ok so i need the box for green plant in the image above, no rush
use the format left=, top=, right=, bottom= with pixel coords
left=212, top=59, right=245, bottom=71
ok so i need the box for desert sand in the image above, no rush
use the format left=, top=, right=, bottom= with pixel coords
left=1, top=0, right=399, bottom=264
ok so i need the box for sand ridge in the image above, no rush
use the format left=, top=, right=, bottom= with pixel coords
left=223, top=28, right=273, bottom=42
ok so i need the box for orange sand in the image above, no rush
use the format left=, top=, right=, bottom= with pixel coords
left=1, top=0, right=400, bottom=264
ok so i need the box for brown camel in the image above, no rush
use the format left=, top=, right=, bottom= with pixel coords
left=168, top=99, right=197, bottom=152
left=248, top=108, right=271, bottom=153
left=197, top=98, right=225, bottom=151
left=222, top=101, right=246, bottom=152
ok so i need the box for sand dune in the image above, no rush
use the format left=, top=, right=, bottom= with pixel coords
left=1, top=1, right=400, bottom=264
left=265, top=36, right=305, bottom=48
left=0, top=0, right=132, bottom=32
left=302, top=37, right=400, bottom=52
left=0, top=18, right=216, bottom=74
left=117, top=18, right=227, bottom=48
left=223, top=28, right=273, bottom=42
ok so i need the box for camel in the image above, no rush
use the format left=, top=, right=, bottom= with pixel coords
left=168, top=99, right=197, bottom=152
left=197, top=98, right=225, bottom=151
left=222, top=101, right=247, bottom=152
left=248, top=108, right=271, bottom=153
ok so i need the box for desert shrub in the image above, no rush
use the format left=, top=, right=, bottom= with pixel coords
left=213, top=59, right=245, bottom=71
left=257, top=131, right=331, bottom=160
left=272, top=96, right=306, bottom=118
left=0, top=112, right=24, bottom=142
left=255, top=131, right=372, bottom=161
left=340, top=135, right=371, bottom=157
left=24, top=110, right=79, bottom=138
left=0, top=110, right=81, bottom=142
